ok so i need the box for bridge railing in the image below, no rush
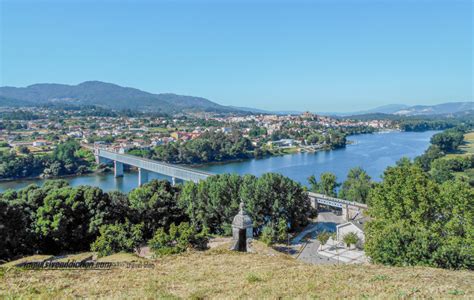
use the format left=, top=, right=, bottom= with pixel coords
left=308, top=191, right=368, bottom=209
left=97, top=149, right=213, bottom=182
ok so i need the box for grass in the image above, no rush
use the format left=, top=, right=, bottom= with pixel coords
left=445, top=131, right=474, bottom=183
left=459, top=131, right=474, bottom=154
left=446, top=131, right=474, bottom=159
left=1, top=242, right=473, bottom=298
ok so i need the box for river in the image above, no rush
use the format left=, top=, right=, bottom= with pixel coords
left=0, top=130, right=439, bottom=193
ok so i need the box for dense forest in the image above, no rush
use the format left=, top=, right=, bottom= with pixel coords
left=0, top=173, right=311, bottom=261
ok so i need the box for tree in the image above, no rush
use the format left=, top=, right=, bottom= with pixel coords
left=148, top=222, right=208, bottom=256
left=415, top=145, right=444, bottom=172
left=0, top=199, right=34, bottom=260
left=128, top=180, right=187, bottom=239
left=91, top=221, right=144, bottom=257
left=309, top=172, right=339, bottom=197
left=430, top=128, right=465, bottom=153
left=338, top=167, right=372, bottom=203
left=34, top=185, right=111, bottom=253
left=429, top=158, right=455, bottom=183
left=365, top=159, right=474, bottom=269
left=18, top=145, right=30, bottom=154
left=179, top=173, right=311, bottom=237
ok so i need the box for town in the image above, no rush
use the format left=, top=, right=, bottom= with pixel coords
left=0, top=106, right=392, bottom=163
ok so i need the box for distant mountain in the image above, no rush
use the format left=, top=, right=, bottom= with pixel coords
left=392, top=102, right=473, bottom=116
left=0, top=81, right=241, bottom=114
left=327, top=102, right=472, bottom=117
left=0, top=96, right=35, bottom=107
left=1, top=82, right=471, bottom=117
left=229, top=106, right=302, bottom=115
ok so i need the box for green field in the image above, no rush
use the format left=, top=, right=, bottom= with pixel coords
left=447, top=131, right=474, bottom=158
left=459, top=131, right=474, bottom=154
left=445, top=131, right=474, bottom=183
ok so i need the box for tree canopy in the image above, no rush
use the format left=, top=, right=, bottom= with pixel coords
left=366, top=159, right=473, bottom=269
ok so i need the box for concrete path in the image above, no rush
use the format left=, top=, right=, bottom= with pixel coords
left=292, top=211, right=352, bottom=265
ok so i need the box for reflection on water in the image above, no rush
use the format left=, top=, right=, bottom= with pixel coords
left=0, top=130, right=439, bottom=193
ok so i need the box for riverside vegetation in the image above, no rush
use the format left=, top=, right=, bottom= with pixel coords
left=0, top=139, right=95, bottom=180
left=0, top=131, right=473, bottom=298
left=1, top=127, right=473, bottom=269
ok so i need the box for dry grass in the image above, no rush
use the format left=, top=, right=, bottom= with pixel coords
left=460, top=132, right=474, bottom=154
left=1, top=242, right=473, bottom=299
left=447, top=131, right=474, bottom=159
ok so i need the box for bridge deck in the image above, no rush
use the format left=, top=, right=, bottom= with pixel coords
left=97, top=149, right=213, bottom=183
left=308, top=192, right=368, bottom=209
left=96, top=149, right=367, bottom=208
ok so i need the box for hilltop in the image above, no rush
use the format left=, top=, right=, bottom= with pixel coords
left=0, top=81, right=240, bottom=114
left=1, top=81, right=471, bottom=116
left=1, top=242, right=473, bottom=298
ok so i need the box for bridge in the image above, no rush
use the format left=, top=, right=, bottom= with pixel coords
left=308, top=192, right=368, bottom=221
left=94, top=148, right=213, bottom=186
left=94, top=147, right=367, bottom=220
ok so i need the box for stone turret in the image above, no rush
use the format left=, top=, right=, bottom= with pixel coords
left=230, top=201, right=253, bottom=252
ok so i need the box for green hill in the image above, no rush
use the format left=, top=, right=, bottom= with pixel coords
left=0, top=81, right=240, bottom=114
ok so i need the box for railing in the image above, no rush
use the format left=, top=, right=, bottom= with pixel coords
left=97, top=149, right=213, bottom=183
left=308, top=192, right=368, bottom=209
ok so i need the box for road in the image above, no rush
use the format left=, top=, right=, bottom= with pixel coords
left=293, top=211, right=345, bottom=265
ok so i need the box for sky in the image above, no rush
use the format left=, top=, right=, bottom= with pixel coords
left=0, top=0, right=472, bottom=112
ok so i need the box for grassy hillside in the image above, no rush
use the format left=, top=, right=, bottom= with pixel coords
left=0, top=81, right=239, bottom=113
left=1, top=242, right=473, bottom=298
left=447, top=131, right=474, bottom=183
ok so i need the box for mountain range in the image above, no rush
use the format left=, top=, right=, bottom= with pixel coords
left=0, top=81, right=472, bottom=116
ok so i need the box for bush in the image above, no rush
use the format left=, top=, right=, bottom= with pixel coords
left=317, top=231, right=331, bottom=248
left=260, top=225, right=274, bottom=246
left=148, top=222, right=208, bottom=256
left=342, top=232, right=359, bottom=247
left=91, top=221, right=144, bottom=257
left=276, top=218, right=288, bottom=243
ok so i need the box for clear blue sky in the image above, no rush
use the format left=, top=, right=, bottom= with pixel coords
left=1, top=0, right=472, bottom=112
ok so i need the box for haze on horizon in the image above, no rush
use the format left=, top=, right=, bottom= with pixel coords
left=0, top=0, right=472, bottom=112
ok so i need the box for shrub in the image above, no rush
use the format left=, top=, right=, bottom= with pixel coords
left=276, top=218, right=288, bottom=243
left=317, top=231, right=331, bottom=249
left=149, top=222, right=208, bottom=256
left=343, top=232, right=359, bottom=247
left=260, top=225, right=274, bottom=246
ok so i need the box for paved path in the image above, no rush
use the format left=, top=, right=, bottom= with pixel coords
left=292, top=211, right=347, bottom=265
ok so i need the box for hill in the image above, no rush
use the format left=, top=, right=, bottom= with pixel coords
left=1, top=243, right=472, bottom=298
left=0, top=81, right=241, bottom=114
left=327, top=102, right=473, bottom=117
left=393, top=102, right=473, bottom=116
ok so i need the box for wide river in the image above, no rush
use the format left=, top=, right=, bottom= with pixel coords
left=0, top=130, right=439, bottom=193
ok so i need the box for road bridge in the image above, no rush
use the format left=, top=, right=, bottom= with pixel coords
left=94, top=148, right=213, bottom=186
left=308, top=192, right=368, bottom=221
left=93, top=147, right=368, bottom=220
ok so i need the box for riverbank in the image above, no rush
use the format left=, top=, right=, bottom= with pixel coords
left=0, top=167, right=112, bottom=184
left=0, top=131, right=440, bottom=192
